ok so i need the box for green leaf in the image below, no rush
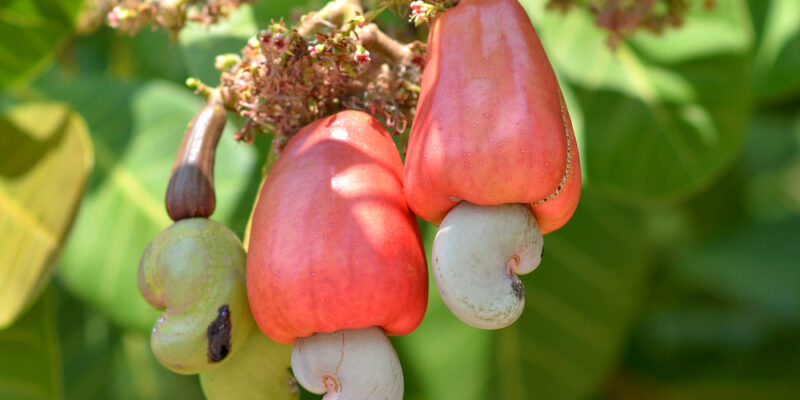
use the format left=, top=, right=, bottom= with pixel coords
left=671, top=218, right=800, bottom=321
left=606, top=353, right=800, bottom=400
left=0, top=0, right=83, bottom=87
left=117, top=29, right=191, bottom=84
left=56, top=282, right=118, bottom=400
left=0, top=102, right=93, bottom=328
left=37, top=76, right=257, bottom=332
left=489, top=190, right=652, bottom=400
left=179, top=5, right=259, bottom=86
left=0, top=287, right=63, bottom=400
left=524, top=0, right=753, bottom=205
left=251, top=0, right=314, bottom=28
left=617, top=219, right=800, bottom=400
left=53, top=282, right=204, bottom=400
left=107, top=331, right=204, bottom=400
left=752, top=0, right=800, bottom=103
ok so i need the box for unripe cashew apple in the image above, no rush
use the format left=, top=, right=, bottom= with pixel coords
left=247, top=110, right=427, bottom=398
left=200, top=330, right=298, bottom=400
left=405, top=0, right=581, bottom=329
left=138, top=218, right=253, bottom=374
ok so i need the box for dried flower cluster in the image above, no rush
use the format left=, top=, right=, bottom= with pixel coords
left=105, top=0, right=252, bottom=39
left=547, top=0, right=711, bottom=47
left=196, top=14, right=425, bottom=151
left=97, top=0, right=704, bottom=151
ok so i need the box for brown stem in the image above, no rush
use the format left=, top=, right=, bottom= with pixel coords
left=297, top=0, right=363, bottom=38
left=165, top=98, right=227, bottom=221
left=296, top=0, right=411, bottom=62
left=357, top=23, right=413, bottom=63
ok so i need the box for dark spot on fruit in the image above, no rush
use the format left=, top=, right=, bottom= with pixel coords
left=207, top=305, right=232, bottom=362
left=510, top=276, right=524, bottom=300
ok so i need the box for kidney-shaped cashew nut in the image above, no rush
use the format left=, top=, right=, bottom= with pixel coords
left=432, top=202, right=544, bottom=329
left=292, top=327, right=403, bottom=400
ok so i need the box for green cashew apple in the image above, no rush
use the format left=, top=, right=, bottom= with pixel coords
left=200, top=330, right=298, bottom=400
left=138, top=218, right=253, bottom=374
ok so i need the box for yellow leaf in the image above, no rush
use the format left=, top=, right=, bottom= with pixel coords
left=0, top=102, right=93, bottom=328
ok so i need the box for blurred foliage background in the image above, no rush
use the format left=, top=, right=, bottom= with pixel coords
left=1, top=0, right=799, bottom=399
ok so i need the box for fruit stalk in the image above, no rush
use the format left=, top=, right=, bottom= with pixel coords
left=165, top=97, right=226, bottom=221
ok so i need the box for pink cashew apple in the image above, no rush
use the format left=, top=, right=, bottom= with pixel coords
left=247, top=110, right=427, bottom=399
left=404, top=0, right=582, bottom=329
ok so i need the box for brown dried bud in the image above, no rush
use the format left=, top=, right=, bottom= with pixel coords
left=166, top=100, right=226, bottom=221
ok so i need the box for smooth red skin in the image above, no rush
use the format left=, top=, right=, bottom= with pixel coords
left=404, top=0, right=581, bottom=234
left=247, top=111, right=428, bottom=345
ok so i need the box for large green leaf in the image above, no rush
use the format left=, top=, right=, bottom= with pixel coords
left=751, top=0, right=800, bottom=103
left=673, top=218, right=800, bottom=323
left=251, top=0, right=314, bottom=28
left=0, top=102, right=92, bottom=328
left=37, top=76, right=257, bottom=332
left=0, top=0, right=83, bottom=87
left=56, top=282, right=118, bottom=400
left=616, top=218, right=800, bottom=400
left=0, top=287, right=63, bottom=399
left=610, top=106, right=800, bottom=399
left=524, top=0, right=753, bottom=205
left=107, top=330, right=204, bottom=400
left=179, top=6, right=259, bottom=86
left=627, top=222, right=800, bottom=371
left=115, top=29, right=191, bottom=84
left=54, top=282, right=205, bottom=400
left=489, top=190, right=652, bottom=400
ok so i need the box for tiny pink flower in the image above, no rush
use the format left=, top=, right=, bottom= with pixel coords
left=273, top=33, right=286, bottom=49
left=108, top=6, right=123, bottom=28
left=354, top=46, right=371, bottom=64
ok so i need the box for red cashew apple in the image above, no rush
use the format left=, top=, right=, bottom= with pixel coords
left=247, top=110, right=427, bottom=399
left=404, top=0, right=581, bottom=329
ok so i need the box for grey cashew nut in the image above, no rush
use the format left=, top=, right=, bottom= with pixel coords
left=291, top=327, right=403, bottom=399
left=432, top=202, right=543, bottom=329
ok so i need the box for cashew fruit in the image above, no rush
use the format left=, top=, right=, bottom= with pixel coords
left=403, top=0, right=582, bottom=329
left=138, top=218, right=253, bottom=374
left=404, top=0, right=581, bottom=234
left=246, top=110, right=428, bottom=345
left=246, top=110, right=426, bottom=399
left=200, top=330, right=298, bottom=400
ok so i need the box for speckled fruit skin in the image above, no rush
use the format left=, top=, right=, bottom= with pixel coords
left=404, top=0, right=581, bottom=234
left=247, top=110, right=428, bottom=345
